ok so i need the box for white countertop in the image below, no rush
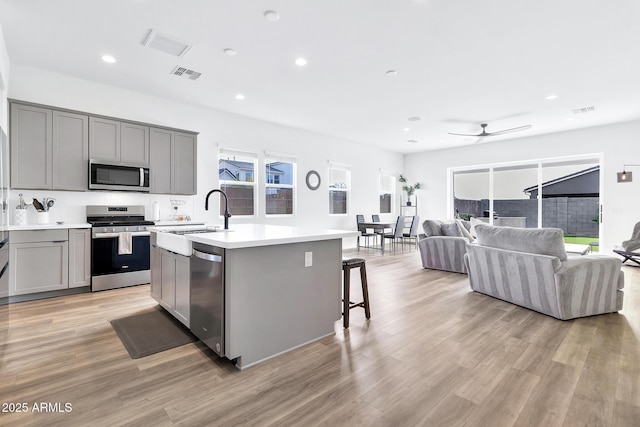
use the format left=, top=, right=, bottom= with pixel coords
left=154, top=223, right=360, bottom=250
left=7, top=222, right=92, bottom=231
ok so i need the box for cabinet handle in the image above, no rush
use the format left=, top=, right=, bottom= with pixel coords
left=52, top=240, right=67, bottom=243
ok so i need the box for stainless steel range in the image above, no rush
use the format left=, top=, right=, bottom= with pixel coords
left=87, top=205, right=154, bottom=291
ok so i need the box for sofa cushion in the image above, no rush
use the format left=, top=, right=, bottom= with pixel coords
left=475, top=223, right=568, bottom=261
left=442, top=222, right=463, bottom=237
left=469, top=217, right=485, bottom=239
left=422, top=220, right=444, bottom=237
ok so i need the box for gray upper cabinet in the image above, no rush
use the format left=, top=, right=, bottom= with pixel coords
left=53, top=111, right=89, bottom=191
left=11, top=102, right=88, bottom=191
left=121, top=122, right=150, bottom=165
left=89, top=117, right=120, bottom=162
left=150, top=128, right=197, bottom=195
left=90, top=117, right=149, bottom=165
left=10, top=103, right=53, bottom=189
left=149, top=127, right=174, bottom=194
left=174, top=132, right=197, bottom=195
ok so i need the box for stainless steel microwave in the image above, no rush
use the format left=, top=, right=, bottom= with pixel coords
left=89, top=160, right=150, bottom=192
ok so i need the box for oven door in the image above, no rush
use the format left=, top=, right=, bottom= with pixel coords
left=92, top=232, right=150, bottom=276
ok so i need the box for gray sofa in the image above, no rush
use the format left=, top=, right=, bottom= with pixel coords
left=418, top=219, right=473, bottom=274
left=465, top=223, right=624, bottom=320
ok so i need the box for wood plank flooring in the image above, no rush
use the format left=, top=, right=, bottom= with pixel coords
left=1, top=248, right=640, bottom=426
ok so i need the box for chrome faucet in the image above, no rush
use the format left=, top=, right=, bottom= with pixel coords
left=205, top=189, right=231, bottom=230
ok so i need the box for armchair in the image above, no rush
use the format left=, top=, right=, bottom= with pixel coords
left=418, top=219, right=471, bottom=274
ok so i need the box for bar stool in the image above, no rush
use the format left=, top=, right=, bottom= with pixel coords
left=341, top=257, right=371, bottom=328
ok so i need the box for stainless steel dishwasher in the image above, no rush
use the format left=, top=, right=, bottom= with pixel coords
left=190, top=242, right=225, bottom=356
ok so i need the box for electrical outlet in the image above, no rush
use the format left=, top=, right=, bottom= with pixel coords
left=305, top=251, right=312, bottom=267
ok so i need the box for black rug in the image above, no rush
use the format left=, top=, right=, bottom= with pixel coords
left=110, top=306, right=197, bottom=359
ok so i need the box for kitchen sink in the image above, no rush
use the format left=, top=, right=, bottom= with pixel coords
left=156, top=226, right=220, bottom=256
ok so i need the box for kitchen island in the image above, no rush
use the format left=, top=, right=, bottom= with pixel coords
left=150, top=224, right=359, bottom=369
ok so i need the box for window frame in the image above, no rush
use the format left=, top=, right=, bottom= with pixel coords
left=264, top=153, right=297, bottom=217
left=328, top=162, right=351, bottom=216
left=218, top=148, right=258, bottom=218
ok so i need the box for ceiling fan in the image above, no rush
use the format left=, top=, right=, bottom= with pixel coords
left=448, top=123, right=532, bottom=144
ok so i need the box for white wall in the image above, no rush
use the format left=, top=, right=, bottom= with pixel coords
left=0, top=20, right=10, bottom=130
left=7, top=65, right=403, bottom=247
left=404, top=120, right=640, bottom=253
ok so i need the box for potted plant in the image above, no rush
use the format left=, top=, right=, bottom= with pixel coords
left=399, top=174, right=421, bottom=206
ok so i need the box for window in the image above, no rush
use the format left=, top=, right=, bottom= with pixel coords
left=328, top=164, right=350, bottom=215
left=218, top=148, right=257, bottom=216
left=379, top=173, right=395, bottom=214
left=265, top=153, right=296, bottom=215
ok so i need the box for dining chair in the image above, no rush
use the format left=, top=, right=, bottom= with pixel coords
left=403, top=215, right=420, bottom=250
left=383, top=215, right=405, bottom=253
left=356, top=214, right=377, bottom=249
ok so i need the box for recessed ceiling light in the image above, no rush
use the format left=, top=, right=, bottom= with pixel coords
left=235, top=94, right=245, bottom=100
left=408, top=116, right=421, bottom=122
left=101, top=55, right=116, bottom=63
left=264, top=10, right=280, bottom=22
left=546, top=94, right=558, bottom=100
left=407, top=139, right=418, bottom=144
left=386, top=70, right=398, bottom=76
left=403, top=127, right=411, bottom=131
left=295, top=57, right=307, bottom=66
left=223, top=48, right=237, bottom=56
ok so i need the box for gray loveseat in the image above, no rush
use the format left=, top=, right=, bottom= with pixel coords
left=418, top=219, right=473, bottom=274
left=465, top=224, right=624, bottom=320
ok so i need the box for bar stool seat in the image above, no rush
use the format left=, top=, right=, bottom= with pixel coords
left=341, top=257, right=371, bottom=328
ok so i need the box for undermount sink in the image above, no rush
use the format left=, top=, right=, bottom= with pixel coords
left=156, top=227, right=220, bottom=256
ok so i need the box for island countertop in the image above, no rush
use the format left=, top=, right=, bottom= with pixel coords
left=152, top=223, right=360, bottom=250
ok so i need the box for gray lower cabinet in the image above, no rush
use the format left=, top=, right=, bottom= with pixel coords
left=90, top=118, right=150, bottom=165
left=150, top=241, right=190, bottom=327
left=150, top=128, right=197, bottom=195
left=10, top=230, right=69, bottom=295
left=10, top=228, right=92, bottom=296
left=69, top=229, right=91, bottom=288
left=10, top=102, right=88, bottom=191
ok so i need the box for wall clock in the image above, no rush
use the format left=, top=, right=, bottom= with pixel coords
left=305, top=170, right=321, bottom=190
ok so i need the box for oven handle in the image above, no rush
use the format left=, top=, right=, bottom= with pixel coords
left=93, top=231, right=150, bottom=239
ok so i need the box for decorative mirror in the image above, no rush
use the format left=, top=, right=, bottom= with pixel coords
left=305, top=170, right=321, bottom=190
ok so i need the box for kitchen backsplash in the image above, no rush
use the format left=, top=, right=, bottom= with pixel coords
left=7, top=190, right=196, bottom=225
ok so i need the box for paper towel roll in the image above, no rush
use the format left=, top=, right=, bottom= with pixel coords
left=153, top=202, right=160, bottom=221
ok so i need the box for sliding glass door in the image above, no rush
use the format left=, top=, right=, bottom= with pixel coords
left=451, top=155, right=601, bottom=246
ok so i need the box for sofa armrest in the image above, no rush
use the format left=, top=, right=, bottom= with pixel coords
left=418, top=235, right=469, bottom=274
left=554, top=255, right=624, bottom=319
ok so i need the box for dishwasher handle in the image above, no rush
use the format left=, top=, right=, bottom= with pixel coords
left=193, top=248, right=222, bottom=263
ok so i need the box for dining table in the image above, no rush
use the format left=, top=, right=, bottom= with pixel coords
left=357, top=221, right=396, bottom=254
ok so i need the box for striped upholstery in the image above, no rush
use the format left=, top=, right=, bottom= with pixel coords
left=418, top=236, right=469, bottom=274
left=465, top=243, right=624, bottom=320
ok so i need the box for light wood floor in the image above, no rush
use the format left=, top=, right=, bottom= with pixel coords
left=2, top=248, right=640, bottom=426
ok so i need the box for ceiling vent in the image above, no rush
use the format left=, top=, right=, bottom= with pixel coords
left=572, top=106, right=596, bottom=114
left=171, top=66, right=201, bottom=81
left=142, top=29, right=192, bottom=58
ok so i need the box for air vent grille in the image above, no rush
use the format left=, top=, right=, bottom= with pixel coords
left=572, top=106, right=596, bottom=114
left=171, top=66, right=201, bottom=81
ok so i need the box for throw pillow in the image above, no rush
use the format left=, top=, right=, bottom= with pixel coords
left=422, top=220, right=444, bottom=237
left=469, top=217, right=485, bottom=239
left=455, top=219, right=474, bottom=241
left=441, top=222, right=463, bottom=237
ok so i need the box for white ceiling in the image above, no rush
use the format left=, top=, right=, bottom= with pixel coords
left=1, top=0, right=639, bottom=153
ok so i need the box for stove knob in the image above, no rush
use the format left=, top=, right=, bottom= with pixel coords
left=111, top=227, right=116, bottom=232
left=125, top=227, right=129, bottom=232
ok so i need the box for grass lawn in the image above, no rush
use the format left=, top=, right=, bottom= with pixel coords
left=565, top=236, right=599, bottom=252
